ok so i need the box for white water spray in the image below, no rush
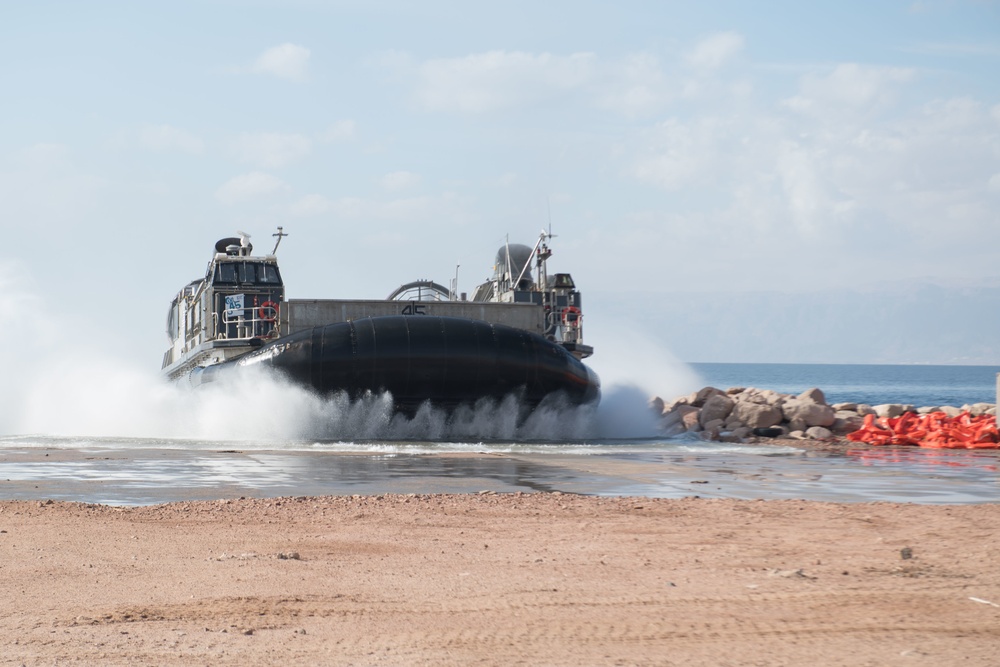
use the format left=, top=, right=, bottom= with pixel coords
left=1, top=261, right=703, bottom=442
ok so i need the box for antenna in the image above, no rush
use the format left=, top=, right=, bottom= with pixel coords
left=271, top=226, right=288, bottom=255
left=545, top=197, right=556, bottom=240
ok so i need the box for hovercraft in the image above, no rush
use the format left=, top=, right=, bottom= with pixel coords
left=161, top=228, right=599, bottom=413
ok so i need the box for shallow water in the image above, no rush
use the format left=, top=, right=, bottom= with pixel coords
left=1, top=436, right=996, bottom=506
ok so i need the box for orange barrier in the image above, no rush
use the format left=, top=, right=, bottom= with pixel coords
left=846, top=412, right=999, bottom=449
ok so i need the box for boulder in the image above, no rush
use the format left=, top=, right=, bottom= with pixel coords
left=679, top=406, right=701, bottom=431
left=939, top=405, right=962, bottom=418
left=662, top=422, right=687, bottom=437
left=832, top=402, right=858, bottom=412
left=856, top=404, right=876, bottom=416
left=699, top=394, right=736, bottom=426
left=916, top=406, right=939, bottom=414
left=873, top=404, right=905, bottom=419
left=690, top=387, right=725, bottom=408
left=782, top=398, right=836, bottom=427
left=788, top=417, right=807, bottom=432
left=660, top=409, right=684, bottom=429
left=724, top=415, right=745, bottom=430
left=797, top=388, right=828, bottom=405
left=702, top=418, right=725, bottom=434
left=969, top=402, right=994, bottom=416
left=760, top=389, right=786, bottom=406
left=731, top=401, right=783, bottom=429
left=831, top=416, right=862, bottom=435
left=805, top=426, right=833, bottom=440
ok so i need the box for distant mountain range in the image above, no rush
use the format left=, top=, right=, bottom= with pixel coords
left=591, top=283, right=1000, bottom=366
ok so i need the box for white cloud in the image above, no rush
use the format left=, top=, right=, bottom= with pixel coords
left=215, top=172, right=290, bottom=205
left=290, top=193, right=335, bottom=216
left=632, top=117, right=737, bottom=191
left=21, top=142, right=72, bottom=168
left=684, top=32, right=745, bottom=70
left=319, top=120, right=357, bottom=142
left=287, top=193, right=469, bottom=225
left=627, top=74, right=1000, bottom=265
left=494, top=172, right=518, bottom=187
left=251, top=43, right=310, bottom=82
left=231, top=132, right=311, bottom=168
left=392, top=46, right=748, bottom=118
left=413, top=50, right=597, bottom=112
left=380, top=170, right=420, bottom=191
left=137, top=124, right=203, bottom=154
left=596, top=53, right=672, bottom=117
left=0, top=143, right=107, bottom=228
left=783, top=63, right=915, bottom=114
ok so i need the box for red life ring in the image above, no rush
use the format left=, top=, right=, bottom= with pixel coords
left=259, top=301, right=279, bottom=322
left=561, top=306, right=581, bottom=324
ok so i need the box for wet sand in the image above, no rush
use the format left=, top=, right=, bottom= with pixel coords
left=2, top=493, right=998, bottom=666
left=1, top=439, right=998, bottom=505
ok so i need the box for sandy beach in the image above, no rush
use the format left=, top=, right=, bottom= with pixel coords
left=2, top=493, right=998, bottom=666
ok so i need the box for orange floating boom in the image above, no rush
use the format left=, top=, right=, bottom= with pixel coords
left=846, top=412, right=999, bottom=449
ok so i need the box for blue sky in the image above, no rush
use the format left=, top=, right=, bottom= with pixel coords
left=1, top=0, right=998, bottom=377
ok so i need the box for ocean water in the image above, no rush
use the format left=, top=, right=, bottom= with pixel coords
left=1, top=363, right=997, bottom=505
left=690, top=362, right=998, bottom=408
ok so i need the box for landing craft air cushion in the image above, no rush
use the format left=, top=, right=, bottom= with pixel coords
left=161, top=229, right=600, bottom=414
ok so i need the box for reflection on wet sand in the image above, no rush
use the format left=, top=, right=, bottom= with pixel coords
left=0, top=443, right=996, bottom=506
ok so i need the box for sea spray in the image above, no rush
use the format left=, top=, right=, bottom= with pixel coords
left=14, top=357, right=675, bottom=442
left=3, top=260, right=699, bottom=441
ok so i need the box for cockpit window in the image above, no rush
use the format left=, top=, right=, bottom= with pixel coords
left=215, top=263, right=237, bottom=284
left=237, top=262, right=256, bottom=284
left=554, top=273, right=575, bottom=288
left=259, top=264, right=281, bottom=284
left=213, top=261, right=282, bottom=286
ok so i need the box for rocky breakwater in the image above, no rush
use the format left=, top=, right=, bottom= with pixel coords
left=650, top=386, right=997, bottom=442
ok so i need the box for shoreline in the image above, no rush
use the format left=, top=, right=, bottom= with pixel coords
left=2, top=494, right=998, bottom=665
left=2, top=438, right=998, bottom=506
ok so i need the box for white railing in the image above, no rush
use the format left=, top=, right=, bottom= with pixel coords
left=212, top=297, right=281, bottom=341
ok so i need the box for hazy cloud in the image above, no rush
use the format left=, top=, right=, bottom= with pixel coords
left=380, top=170, right=420, bottom=191
left=596, top=53, right=672, bottom=117
left=290, top=193, right=335, bottom=216
left=137, top=124, right=204, bottom=154
left=287, top=192, right=467, bottom=225
left=632, top=117, right=739, bottom=191
left=251, top=43, right=310, bottom=81
left=412, top=50, right=597, bottom=112
left=231, top=132, right=311, bottom=168
left=684, top=32, right=745, bottom=70
left=783, top=63, right=915, bottom=114
left=0, top=144, right=107, bottom=228
left=215, top=172, right=290, bottom=204
left=626, top=71, right=1000, bottom=260
left=394, top=44, right=749, bottom=118
left=319, top=120, right=357, bottom=142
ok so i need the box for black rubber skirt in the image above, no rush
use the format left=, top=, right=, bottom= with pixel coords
left=190, top=316, right=600, bottom=413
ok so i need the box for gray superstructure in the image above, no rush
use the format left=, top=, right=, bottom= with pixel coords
left=162, top=229, right=594, bottom=391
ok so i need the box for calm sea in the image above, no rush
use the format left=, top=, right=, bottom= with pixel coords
left=690, top=363, right=998, bottom=408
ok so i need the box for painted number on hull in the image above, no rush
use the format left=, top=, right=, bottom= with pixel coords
left=401, top=303, right=427, bottom=315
